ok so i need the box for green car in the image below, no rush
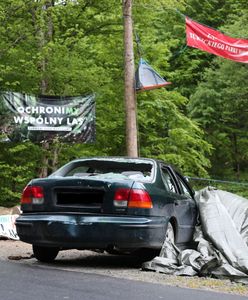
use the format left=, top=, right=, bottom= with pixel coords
left=16, top=157, right=197, bottom=262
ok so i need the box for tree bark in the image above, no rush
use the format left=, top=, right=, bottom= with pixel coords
left=38, top=1, right=54, bottom=177
left=232, top=133, right=240, bottom=181
left=123, top=0, right=138, bottom=157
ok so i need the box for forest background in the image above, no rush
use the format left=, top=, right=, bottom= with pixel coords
left=0, top=0, right=247, bottom=206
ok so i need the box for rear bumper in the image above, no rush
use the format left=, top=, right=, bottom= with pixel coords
left=16, top=213, right=168, bottom=250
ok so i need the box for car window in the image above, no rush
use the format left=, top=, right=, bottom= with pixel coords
left=66, top=166, right=89, bottom=176
left=177, top=176, right=193, bottom=197
left=161, top=168, right=177, bottom=193
left=56, top=159, right=155, bottom=182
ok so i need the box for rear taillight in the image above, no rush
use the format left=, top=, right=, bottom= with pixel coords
left=128, top=189, right=153, bottom=209
left=114, top=188, right=152, bottom=209
left=21, top=186, right=44, bottom=205
left=114, top=188, right=130, bottom=207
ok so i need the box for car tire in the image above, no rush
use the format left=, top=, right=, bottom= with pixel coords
left=32, top=245, right=59, bottom=262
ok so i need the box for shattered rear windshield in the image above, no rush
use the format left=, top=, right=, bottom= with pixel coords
left=51, top=158, right=155, bottom=182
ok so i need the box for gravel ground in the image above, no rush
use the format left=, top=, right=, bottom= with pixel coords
left=1, top=239, right=248, bottom=296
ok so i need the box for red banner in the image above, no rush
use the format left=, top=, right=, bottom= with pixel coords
left=186, top=17, right=248, bottom=63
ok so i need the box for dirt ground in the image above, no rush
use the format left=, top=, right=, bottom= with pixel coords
left=1, top=239, right=248, bottom=296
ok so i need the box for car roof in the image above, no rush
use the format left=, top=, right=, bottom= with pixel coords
left=71, top=156, right=167, bottom=165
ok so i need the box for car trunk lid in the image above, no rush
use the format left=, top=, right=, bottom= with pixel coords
left=21, top=176, right=136, bottom=214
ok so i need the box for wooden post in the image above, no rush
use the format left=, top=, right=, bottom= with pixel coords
left=123, top=0, right=138, bottom=157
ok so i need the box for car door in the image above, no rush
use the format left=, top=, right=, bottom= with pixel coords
left=173, top=172, right=197, bottom=243
left=160, top=166, right=196, bottom=243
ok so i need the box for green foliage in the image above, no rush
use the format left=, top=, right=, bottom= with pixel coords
left=0, top=0, right=246, bottom=207
left=0, top=142, right=42, bottom=207
left=137, top=89, right=212, bottom=176
left=189, top=179, right=248, bottom=200
left=188, top=9, right=248, bottom=180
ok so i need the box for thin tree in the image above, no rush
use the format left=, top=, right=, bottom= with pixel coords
left=123, top=0, right=138, bottom=157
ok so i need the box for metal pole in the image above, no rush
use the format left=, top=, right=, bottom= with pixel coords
left=123, top=0, right=138, bottom=157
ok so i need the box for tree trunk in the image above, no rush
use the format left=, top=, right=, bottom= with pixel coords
left=232, top=133, right=240, bottom=181
left=37, top=1, right=54, bottom=177
left=50, top=140, right=61, bottom=173
left=123, top=0, right=138, bottom=157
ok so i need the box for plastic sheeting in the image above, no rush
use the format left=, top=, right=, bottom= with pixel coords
left=0, top=206, right=20, bottom=240
left=0, top=215, right=19, bottom=240
left=135, top=58, right=171, bottom=91
left=143, top=187, right=248, bottom=283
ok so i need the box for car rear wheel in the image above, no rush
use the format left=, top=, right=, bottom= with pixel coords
left=32, top=245, right=59, bottom=262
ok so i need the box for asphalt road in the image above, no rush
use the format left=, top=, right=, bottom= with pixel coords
left=0, top=260, right=246, bottom=300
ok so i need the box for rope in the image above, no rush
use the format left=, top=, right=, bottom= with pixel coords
left=134, top=30, right=144, bottom=58
left=132, top=4, right=187, bottom=60
left=133, top=2, right=186, bottom=20
left=188, top=177, right=248, bottom=186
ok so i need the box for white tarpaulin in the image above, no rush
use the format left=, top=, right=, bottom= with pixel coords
left=143, top=187, right=248, bottom=283
left=0, top=214, right=19, bottom=240
left=0, top=206, right=20, bottom=240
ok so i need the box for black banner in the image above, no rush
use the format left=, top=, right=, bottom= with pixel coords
left=0, top=92, right=95, bottom=143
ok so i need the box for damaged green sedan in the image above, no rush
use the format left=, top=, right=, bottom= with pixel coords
left=16, top=157, right=197, bottom=262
